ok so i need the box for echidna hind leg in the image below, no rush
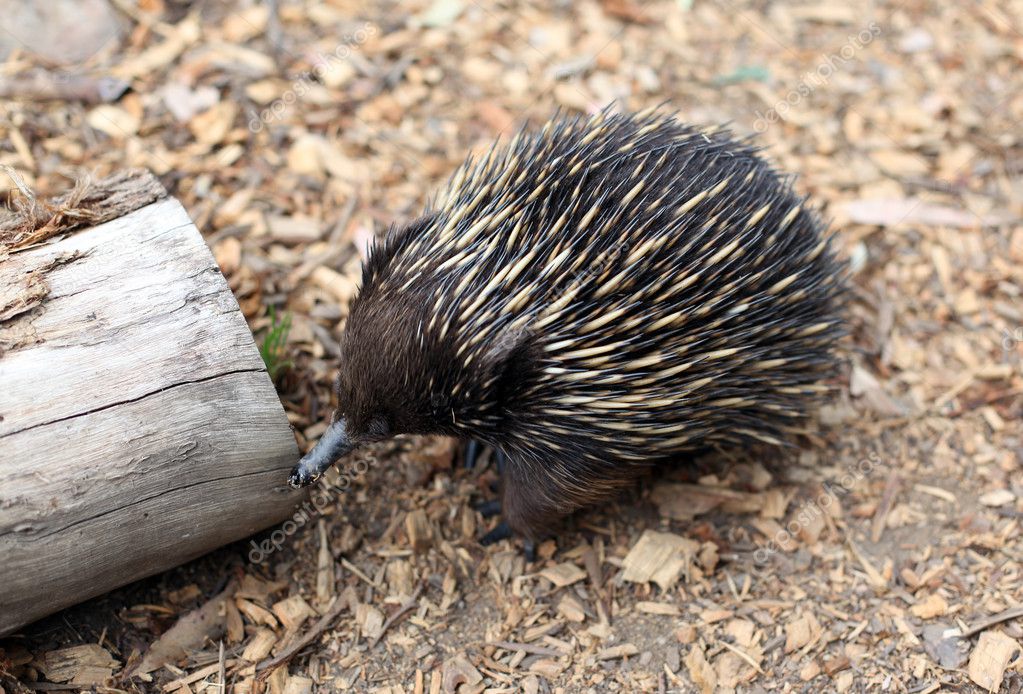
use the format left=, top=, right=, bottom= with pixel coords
left=480, top=522, right=536, bottom=561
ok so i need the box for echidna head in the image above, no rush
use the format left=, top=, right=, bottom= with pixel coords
left=288, top=247, right=529, bottom=488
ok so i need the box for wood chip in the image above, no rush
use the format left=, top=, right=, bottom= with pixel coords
left=621, top=530, right=698, bottom=590
left=979, top=489, right=1015, bottom=507
left=404, top=509, right=433, bottom=553
left=636, top=601, right=681, bottom=616
left=282, top=675, right=313, bottom=694
left=539, top=562, right=586, bottom=587
left=785, top=613, right=823, bottom=653
left=823, top=653, right=851, bottom=676
left=911, top=594, right=949, bottom=620
left=42, top=645, right=118, bottom=684
left=266, top=214, right=323, bottom=245
left=241, top=628, right=278, bottom=663
left=441, top=655, right=482, bottom=693
left=597, top=643, right=639, bottom=660
left=272, top=596, right=316, bottom=631
left=968, top=631, right=1021, bottom=692
left=556, top=593, right=587, bottom=622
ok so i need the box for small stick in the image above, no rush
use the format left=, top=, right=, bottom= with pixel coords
left=717, top=640, right=763, bottom=674
left=369, top=584, right=425, bottom=649
left=847, top=538, right=887, bottom=589
left=871, top=471, right=900, bottom=542
left=161, top=662, right=232, bottom=692
left=265, top=0, right=286, bottom=61
left=217, top=640, right=226, bottom=692
left=0, top=72, right=130, bottom=104
left=341, top=557, right=380, bottom=588
left=255, top=595, right=348, bottom=681
left=486, top=641, right=565, bottom=658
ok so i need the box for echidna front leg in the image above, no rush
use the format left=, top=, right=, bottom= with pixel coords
left=462, top=439, right=507, bottom=472
left=464, top=440, right=522, bottom=545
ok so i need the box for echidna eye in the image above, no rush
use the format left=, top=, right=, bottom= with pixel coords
left=368, top=417, right=390, bottom=439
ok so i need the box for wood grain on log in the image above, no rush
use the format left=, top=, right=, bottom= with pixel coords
left=0, top=195, right=302, bottom=635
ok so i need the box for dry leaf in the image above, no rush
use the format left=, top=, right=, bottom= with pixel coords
left=131, top=581, right=235, bottom=675
left=87, top=105, right=140, bottom=138
left=850, top=362, right=909, bottom=416
left=684, top=645, right=717, bottom=694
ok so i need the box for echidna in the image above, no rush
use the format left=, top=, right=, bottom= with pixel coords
left=290, top=108, right=845, bottom=551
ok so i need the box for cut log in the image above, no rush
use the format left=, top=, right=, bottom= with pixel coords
left=0, top=170, right=302, bottom=636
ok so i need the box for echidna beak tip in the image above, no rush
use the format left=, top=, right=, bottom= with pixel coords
left=288, top=419, right=354, bottom=488
left=287, top=467, right=319, bottom=489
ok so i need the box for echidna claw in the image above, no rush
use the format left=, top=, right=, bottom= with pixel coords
left=479, top=521, right=513, bottom=545
left=478, top=522, right=536, bottom=561
left=475, top=499, right=502, bottom=518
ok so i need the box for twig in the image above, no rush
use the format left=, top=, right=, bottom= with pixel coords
left=369, top=583, right=425, bottom=649
left=161, top=661, right=234, bottom=692
left=486, top=641, right=565, bottom=658
left=255, top=595, right=348, bottom=681
left=717, top=640, right=764, bottom=674
left=847, top=538, right=887, bottom=589
left=265, top=0, right=286, bottom=63
left=0, top=71, right=130, bottom=104
left=340, top=557, right=381, bottom=588
left=960, top=606, right=1023, bottom=639
left=18, top=683, right=83, bottom=692
left=870, top=471, right=900, bottom=542
left=217, top=640, right=225, bottom=692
